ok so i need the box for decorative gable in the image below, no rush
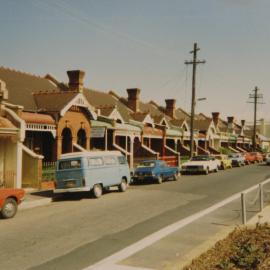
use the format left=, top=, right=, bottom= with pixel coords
left=61, top=93, right=97, bottom=119
left=108, top=108, right=124, bottom=124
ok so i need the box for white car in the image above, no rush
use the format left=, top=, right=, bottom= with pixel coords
left=181, top=155, right=219, bottom=175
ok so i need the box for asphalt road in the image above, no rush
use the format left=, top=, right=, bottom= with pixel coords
left=0, top=164, right=269, bottom=270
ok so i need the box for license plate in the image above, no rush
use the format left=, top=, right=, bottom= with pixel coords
left=66, top=181, right=76, bottom=188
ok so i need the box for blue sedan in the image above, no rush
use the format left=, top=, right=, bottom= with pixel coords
left=132, top=160, right=180, bottom=184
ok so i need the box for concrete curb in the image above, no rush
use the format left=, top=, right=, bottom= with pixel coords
left=19, top=198, right=52, bottom=210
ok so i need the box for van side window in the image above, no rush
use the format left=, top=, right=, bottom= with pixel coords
left=88, top=157, right=103, bottom=167
left=103, top=156, right=117, bottom=165
left=59, top=159, right=81, bottom=170
left=118, top=156, right=127, bottom=164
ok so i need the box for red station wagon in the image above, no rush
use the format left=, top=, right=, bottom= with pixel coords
left=0, top=188, right=25, bottom=219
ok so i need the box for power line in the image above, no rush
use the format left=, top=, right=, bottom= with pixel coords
left=247, top=86, right=264, bottom=151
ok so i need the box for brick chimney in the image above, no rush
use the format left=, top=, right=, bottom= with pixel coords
left=127, top=88, right=141, bottom=112
left=165, top=99, right=176, bottom=118
left=67, top=70, right=85, bottom=93
left=212, top=112, right=220, bottom=126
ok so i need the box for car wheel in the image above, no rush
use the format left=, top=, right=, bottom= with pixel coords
left=1, top=198, right=18, bottom=219
left=221, top=163, right=225, bottom=170
left=92, top=184, right=103, bottom=198
left=157, top=175, right=163, bottom=184
left=214, top=166, right=219, bottom=173
left=118, top=179, right=128, bottom=192
left=204, top=168, right=209, bottom=175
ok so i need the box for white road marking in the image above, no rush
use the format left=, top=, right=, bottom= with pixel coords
left=83, top=178, right=270, bottom=270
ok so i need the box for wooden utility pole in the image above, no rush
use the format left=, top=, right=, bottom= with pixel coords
left=185, top=43, right=206, bottom=158
left=248, top=87, right=264, bottom=151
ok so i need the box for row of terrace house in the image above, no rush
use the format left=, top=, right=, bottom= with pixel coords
left=0, top=66, right=267, bottom=188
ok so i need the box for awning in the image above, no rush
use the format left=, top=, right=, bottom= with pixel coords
left=258, top=134, right=270, bottom=142
left=166, top=129, right=182, bottom=137
left=91, top=120, right=113, bottom=128
left=21, top=112, right=55, bottom=125
left=143, top=126, right=163, bottom=137
left=0, top=116, right=18, bottom=137
left=114, top=123, right=141, bottom=132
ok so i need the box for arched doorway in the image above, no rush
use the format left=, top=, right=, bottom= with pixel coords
left=77, top=128, right=86, bottom=148
left=62, top=128, right=72, bottom=154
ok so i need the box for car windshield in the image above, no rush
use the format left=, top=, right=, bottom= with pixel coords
left=191, top=156, right=210, bottom=161
left=137, top=161, right=156, bottom=168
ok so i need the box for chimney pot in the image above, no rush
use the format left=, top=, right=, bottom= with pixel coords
left=67, top=70, right=85, bottom=93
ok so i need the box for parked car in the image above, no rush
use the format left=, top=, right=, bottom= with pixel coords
left=244, top=152, right=257, bottom=164
left=214, top=154, right=232, bottom=170
left=266, top=154, right=270, bottom=165
left=228, top=153, right=246, bottom=167
left=54, top=151, right=131, bottom=198
left=181, top=155, right=219, bottom=175
left=262, top=153, right=269, bottom=161
left=253, top=152, right=264, bottom=163
left=246, top=152, right=263, bottom=164
left=132, top=160, right=179, bottom=184
left=0, top=188, right=25, bottom=219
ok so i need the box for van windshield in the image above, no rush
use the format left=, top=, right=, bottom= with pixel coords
left=58, top=159, right=81, bottom=170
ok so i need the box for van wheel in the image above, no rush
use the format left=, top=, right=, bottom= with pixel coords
left=1, top=198, right=18, bottom=219
left=92, top=184, right=102, bottom=198
left=118, top=179, right=128, bottom=192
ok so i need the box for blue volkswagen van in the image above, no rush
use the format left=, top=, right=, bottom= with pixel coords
left=54, top=151, right=130, bottom=198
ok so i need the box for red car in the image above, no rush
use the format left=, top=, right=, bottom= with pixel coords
left=0, top=188, right=25, bottom=219
left=246, top=152, right=264, bottom=164
left=244, top=152, right=257, bottom=164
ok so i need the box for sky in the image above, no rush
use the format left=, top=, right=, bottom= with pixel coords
left=0, top=0, right=269, bottom=123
